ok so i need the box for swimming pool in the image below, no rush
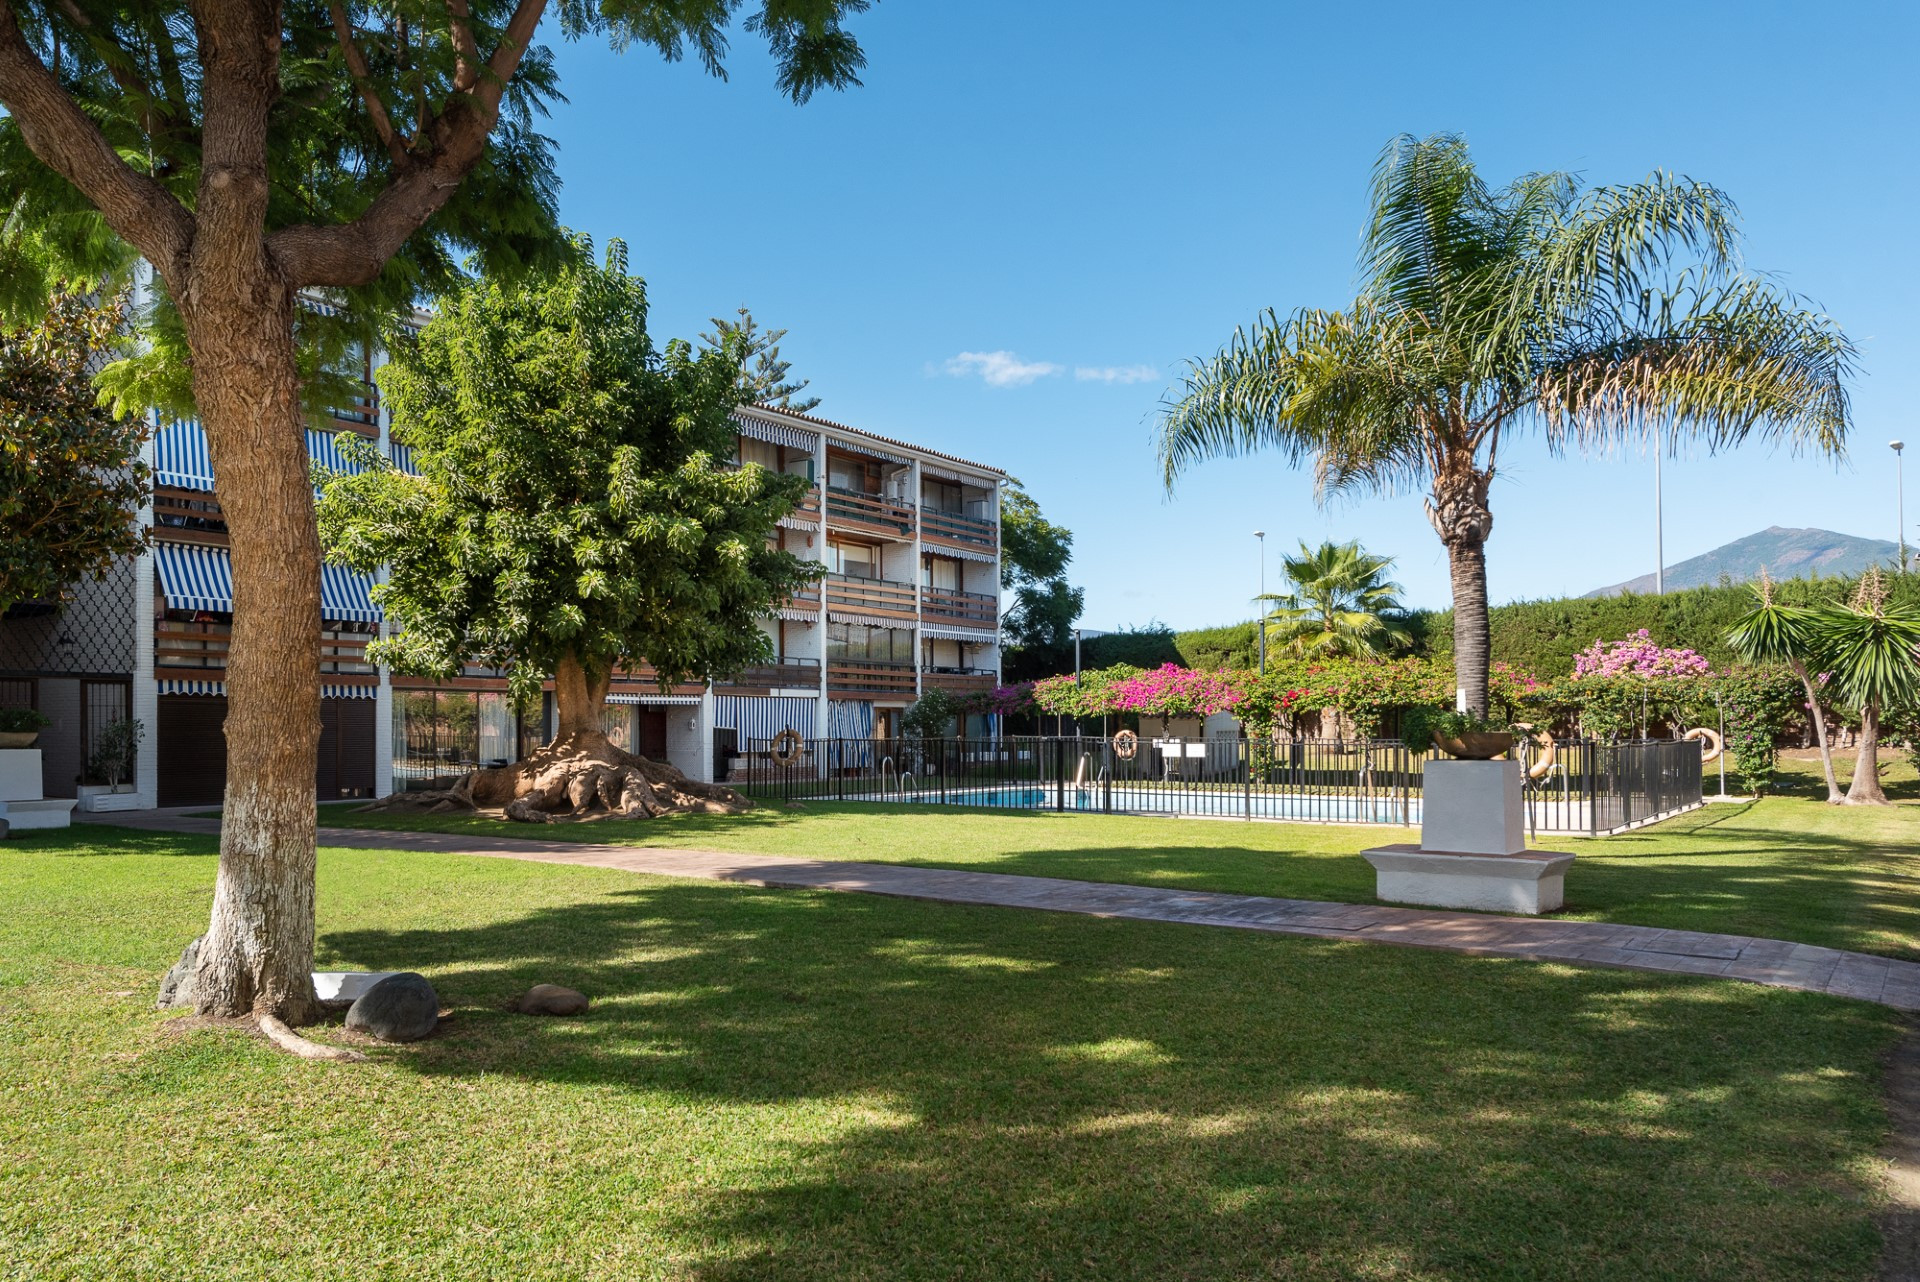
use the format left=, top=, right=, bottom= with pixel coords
left=873, top=784, right=1423, bottom=826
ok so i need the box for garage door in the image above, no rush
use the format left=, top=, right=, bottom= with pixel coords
left=158, top=695, right=378, bottom=807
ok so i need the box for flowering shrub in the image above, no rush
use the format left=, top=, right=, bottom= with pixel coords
left=1110, top=663, right=1242, bottom=726
left=1571, top=630, right=1711, bottom=680
left=1030, top=665, right=1141, bottom=720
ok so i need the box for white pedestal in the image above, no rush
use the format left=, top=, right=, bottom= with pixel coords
left=0, top=749, right=42, bottom=803
left=1420, top=758, right=1525, bottom=856
left=1363, top=844, right=1574, bottom=914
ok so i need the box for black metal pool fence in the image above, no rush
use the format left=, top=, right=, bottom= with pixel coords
left=728, top=734, right=1704, bottom=836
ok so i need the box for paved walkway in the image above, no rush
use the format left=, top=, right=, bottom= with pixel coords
left=102, top=809, right=1920, bottom=1012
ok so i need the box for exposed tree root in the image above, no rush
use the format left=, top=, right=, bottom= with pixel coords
left=361, top=731, right=750, bottom=823
left=258, top=1014, right=367, bottom=1062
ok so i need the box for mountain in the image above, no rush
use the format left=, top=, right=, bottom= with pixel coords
left=1586, top=526, right=1901, bottom=597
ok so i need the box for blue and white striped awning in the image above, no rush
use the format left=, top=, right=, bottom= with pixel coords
left=734, top=412, right=819, bottom=453
left=606, top=692, right=703, bottom=706
left=715, top=696, right=817, bottom=745
left=832, top=436, right=910, bottom=466
left=827, top=699, right=873, bottom=739
left=827, top=611, right=915, bottom=630
left=323, top=683, right=376, bottom=699
left=154, top=541, right=234, bottom=613
left=320, top=562, right=381, bottom=623
left=920, top=623, right=998, bottom=644
left=153, top=420, right=216, bottom=491
left=158, top=678, right=225, bottom=696
left=389, top=442, right=418, bottom=474
left=307, top=428, right=376, bottom=475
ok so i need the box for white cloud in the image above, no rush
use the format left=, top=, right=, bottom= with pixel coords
left=943, top=350, right=1063, bottom=388
left=1074, top=364, right=1160, bottom=385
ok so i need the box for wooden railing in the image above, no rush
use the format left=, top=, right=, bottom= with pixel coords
left=783, top=582, right=822, bottom=614
left=827, top=660, right=917, bottom=696
left=921, top=668, right=997, bottom=694
left=715, top=658, right=821, bottom=691
left=826, top=487, right=915, bottom=538
left=787, top=491, right=823, bottom=525
left=920, top=506, right=997, bottom=551
left=826, top=574, right=917, bottom=620
left=919, top=586, right=997, bottom=628
left=156, top=621, right=375, bottom=675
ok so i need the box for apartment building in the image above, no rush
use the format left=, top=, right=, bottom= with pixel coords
left=0, top=345, right=1005, bottom=808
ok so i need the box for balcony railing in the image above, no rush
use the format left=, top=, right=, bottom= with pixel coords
left=715, top=657, right=822, bottom=691
left=827, top=659, right=917, bottom=696
left=920, top=506, right=997, bottom=552
left=827, top=486, right=915, bottom=538
left=826, top=574, right=918, bottom=620
left=156, top=620, right=375, bottom=675
left=921, top=667, right=997, bottom=694
left=919, top=586, right=998, bottom=628
left=783, top=582, right=823, bottom=615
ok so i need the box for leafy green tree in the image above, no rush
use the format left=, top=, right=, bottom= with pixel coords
left=1812, top=571, right=1920, bottom=805
left=1260, top=539, right=1411, bottom=659
left=0, top=0, right=872, bottom=1024
left=700, top=307, right=820, bottom=412
left=1727, top=571, right=1841, bottom=801
left=0, top=293, right=148, bottom=613
left=319, top=242, right=817, bottom=816
left=1159, top=133, right=1854, bottom=719
left=1000, top=479, right=1084, bottom=678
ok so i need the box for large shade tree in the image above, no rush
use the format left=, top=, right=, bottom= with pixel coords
left=0, top=0, right=873, bottom=1026
left=1159, top=134, right=1854, bottom=716
left=318, top=241, right=817, bottom=820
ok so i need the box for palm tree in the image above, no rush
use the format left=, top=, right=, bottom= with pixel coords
left=1261, top=539, right=1411, bottom=658
left=1727, top=570, right=1840, bottom=802
left=1159, top=134, right=1854, bottom=715
left=1815, top=571, right=1920, bottom=805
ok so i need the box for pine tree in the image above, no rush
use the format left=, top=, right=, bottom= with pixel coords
left=701, top=308, right=822, bottom=412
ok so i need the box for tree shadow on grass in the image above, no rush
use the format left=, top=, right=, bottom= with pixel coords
left=322, top=879, right=1895, bottom=1280
left=10, top=823, right=219, bottom=858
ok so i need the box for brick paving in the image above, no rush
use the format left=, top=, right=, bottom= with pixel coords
left=102, top=808, right=1920, bottom=1011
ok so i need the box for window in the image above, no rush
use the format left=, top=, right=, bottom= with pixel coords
left=922, top=479, right=962, bottom=514
left=922, top=556, right=961, bottom=591
left=829, top=622, right=910, bottom=664
left=393, top=689, right=521, bottom=790
left=828, top=540, right=877, bottom=579
left=827, top=454, right=873, bottom=492
left=737, top=436, right=779, bottom=470
left=923, top=639, right=963, bottom=670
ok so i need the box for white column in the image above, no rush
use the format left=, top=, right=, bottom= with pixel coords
left=813, top=432, right=830, bottom=740
left=910, top=457, right=924, bottom=700
left=131, top=264, right=160, bottom=808
left=372, top=369, right=394, bottom=797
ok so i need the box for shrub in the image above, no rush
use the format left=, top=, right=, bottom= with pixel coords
left=0, top=708, right=51, bottom=734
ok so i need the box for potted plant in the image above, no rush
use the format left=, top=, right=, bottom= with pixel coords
left=1401, top=707, right=1514, bottom=759
left=88, top=718, right=144, bottom=793
left=0, top=708, right=50, bottom=749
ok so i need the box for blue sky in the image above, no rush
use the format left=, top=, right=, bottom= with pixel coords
left=539, top=0, right=1919, bottom=627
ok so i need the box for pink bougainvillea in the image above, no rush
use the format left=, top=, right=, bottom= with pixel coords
left=1571, top=629, right=1711, bottom=680
left=1109, top=663, right=1244, bottom=721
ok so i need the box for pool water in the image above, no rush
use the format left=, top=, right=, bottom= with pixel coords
left=876, top=785, right=1421, bottom=826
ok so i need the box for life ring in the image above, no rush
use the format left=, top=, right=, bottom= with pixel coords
left=769, top=727, right=805, bottom=766
left=1683, top=726, right=1723, bottom=764
left=1112, top=730, right=1139, bottom=761
left=1510, top=723, right=1557, bottom=780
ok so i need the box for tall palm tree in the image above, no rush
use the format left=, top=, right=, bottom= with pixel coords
left=1727, top=570, right=1841, bottom=802
left=1159, top=134, right=1854, bottom=715
left=1261, top=539, right=1411, bottom=658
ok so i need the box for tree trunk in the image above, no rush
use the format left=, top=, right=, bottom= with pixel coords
left=554, top=648, right=612, bottom=739
left=1845, top=703, right=1888, bottom=805
left=1790, top=659, right=1842, bottom=803
left=1426, top=467, right=1495, bottom=718
left=179, top=268, right=325, bottom=1024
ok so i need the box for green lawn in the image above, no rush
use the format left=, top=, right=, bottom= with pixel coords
left=0, top=824, right=1903, bottom=1280
left=325, top=756, right=1920, bottom=959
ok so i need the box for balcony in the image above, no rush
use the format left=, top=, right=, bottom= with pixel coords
left=826, top=574, right=918, bottom=622
left=156, top=620, right=375, bottom=676
left=921, top=667, right=997, bottom=695
left=827, top=659, right=917, bottom=697
left=715, top=656, right=821, bottom=692
left=827, top=486, right=915, bottom=539
left=782, top=581, right=823, bottom=617
left=919, top=586, right=998, bottom=628
left=920, top=506, right=997, bottom=553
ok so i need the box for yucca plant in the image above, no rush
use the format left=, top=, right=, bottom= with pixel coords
left=1159, top=134, right=1855, bottom=716
left=1727, top=570, right=1840, bottom=801
left=1814, top=571, right=1920, bottom=805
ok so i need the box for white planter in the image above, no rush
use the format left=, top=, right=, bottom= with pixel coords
left=77, top=786, right=144, bottom=813
left=1363, top=844, right=1575, bottom=915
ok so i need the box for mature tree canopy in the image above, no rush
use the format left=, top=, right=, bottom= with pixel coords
left=700, top=307, right=821, bottom=412
left=317, top=241, right=818, bottom=730
left=0, top=292, right=149, bottom=613
left=999, top=480, right=1083, bottom=677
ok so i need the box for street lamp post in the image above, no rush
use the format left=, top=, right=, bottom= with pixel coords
left=1254, top=531, right=1266, bottom=676
left=1895, top=441, right=1908, bottom=573
left=1653, top=423, right=1664, bottom=596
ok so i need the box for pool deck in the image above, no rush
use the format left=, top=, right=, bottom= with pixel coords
left=98, top=808, right=1920, bottom=1012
